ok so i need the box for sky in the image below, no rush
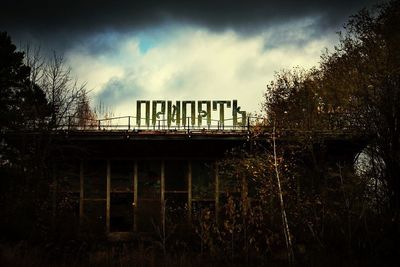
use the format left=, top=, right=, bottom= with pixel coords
left=1, top=0, right=380, bottom=117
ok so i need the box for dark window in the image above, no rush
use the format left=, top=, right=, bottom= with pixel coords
left=83, top=201, right=106, bottom=234
left=165, top=160, right=187, bottom=192
left=84, top=160, right=106, bottom=199
left=137, top=160, right=161, bottom=232
left=110, top=160, right=134, bottom=232
left=192, top=160, right=214, bottom=200
left=138, top=160, right=161, bottom=199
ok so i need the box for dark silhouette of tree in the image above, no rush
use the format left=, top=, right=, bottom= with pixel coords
left=266, top=0, right=400, bottom=214
left=0, top=32, right=48, bottom=132
left=0, top=32, right=49, bottom=169
left=326, top=1, right=400, bottom=215
left=0, top=32, right=51, bottom=242
left=261, top=0, right=400, bottom=261
left=0, top=32, right=96, bottom=243
left=23, top=46, right=90, bottom=130
left=264, top=67, right=323, bottom=131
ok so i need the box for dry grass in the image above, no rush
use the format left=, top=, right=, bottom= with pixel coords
left=0, top=241, right=229, bottom=267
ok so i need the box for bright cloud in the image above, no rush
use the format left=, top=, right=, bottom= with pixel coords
left=66, top=19, right=337, bottom=117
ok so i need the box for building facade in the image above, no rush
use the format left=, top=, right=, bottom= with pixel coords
left=54, top=130, right=249, bottom=239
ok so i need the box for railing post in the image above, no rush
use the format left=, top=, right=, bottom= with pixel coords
left=98, top=120, right=101, bottom=130
left=128, top=116, right=131, bottom=130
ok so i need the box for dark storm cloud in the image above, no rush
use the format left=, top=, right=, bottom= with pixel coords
left=1, top=0, right=379, bottom=50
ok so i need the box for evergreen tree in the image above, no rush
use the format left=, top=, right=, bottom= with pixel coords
left=0, top=31, right=48, bottom=131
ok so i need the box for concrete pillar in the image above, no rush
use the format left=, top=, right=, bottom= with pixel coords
left=188, top=160, right=192, bottom=221
left=106, top=160, right=111, bottom=233
left=215, top=162, right=219, bottom=223
left=51, top=163, right=57, bottom=228
left=79, top=160, right=84, bottom=228
left=133, top=160, right=138, bottom=231
left=160, top=160, right=165, bottom=223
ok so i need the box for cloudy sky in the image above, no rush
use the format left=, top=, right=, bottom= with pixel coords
left=2, top=0, right=379, bottom=116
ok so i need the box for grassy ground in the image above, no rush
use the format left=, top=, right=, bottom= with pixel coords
left=2, top=240, right=397, bottom=267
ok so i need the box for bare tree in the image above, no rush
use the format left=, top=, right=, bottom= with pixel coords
left=272, top=121, right=294, bottom=264
left=24, top=47, right=90, bottom=129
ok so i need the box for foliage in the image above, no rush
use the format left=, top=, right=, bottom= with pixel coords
left=1, top=1, right=400, bottom=265
left=0, top=32, right=49, bottom=131
left=24, top=46, right=93, bottom=129
left=260, top=0, right=400, bottom=262
left=0, top=32, right=97, bottom=244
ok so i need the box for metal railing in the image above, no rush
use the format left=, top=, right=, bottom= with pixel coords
left=58, top=113, right=363, bottom=136
left=61, top=116, right=253, bottom=132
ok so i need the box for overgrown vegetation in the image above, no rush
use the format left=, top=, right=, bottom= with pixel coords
left=0, top=31, right=95, bottom=244
left=1, top=0, right=400, bottom=266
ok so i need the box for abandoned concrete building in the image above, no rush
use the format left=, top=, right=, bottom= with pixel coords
left=48, top=100, right=361, bottom=240
left=52, top=100, right=252, bottom=239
